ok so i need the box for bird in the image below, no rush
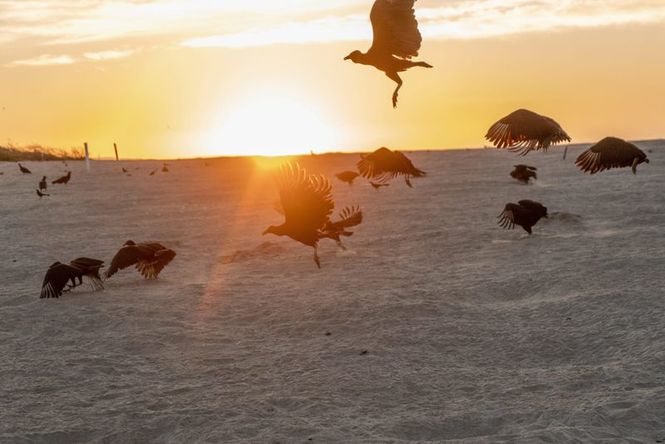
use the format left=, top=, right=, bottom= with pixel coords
left=122, top=168, right=128, bottom=173
left=485, top=109, right=571, bottom=155
left=263, top=163, right=363, bottom=268
left=576, top=137, right=649, bottom=175
left=344, top=0, right=432, bottom=108
left=36, top=189, right=49, bottom=198
left=162, top=164, right=169, bottom=173
left=38, top=176, right=47, bottom=191
left=370, top=182, right=390, bottom=190
left=52, top=171, right=71, bottom=185
left=18, top=163, right=32, bottom=174
left=40, top=258, right=104, bottom=299
left=498, top=200, right=548, bottom=235
left=105, top=241, right=176, bottom=280
left=336, top=171, right=360, bottom=185
left=358, top=147, right=425, bottom=187
left=149, top=169, right=157, bottom=176
left=510, top=165, right=538, bottom=184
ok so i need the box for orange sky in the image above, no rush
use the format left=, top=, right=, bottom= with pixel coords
left=1, top=1, right=664, bottom=158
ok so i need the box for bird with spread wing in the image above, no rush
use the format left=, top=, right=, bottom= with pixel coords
left=510, top=165, right=538, bottom=184
left=486, top=109, right=571, bottom=156
left=358, top=147, right=425, bottom=187
left=576, top=137, right=649, bottom=175
left=263, top=163, right=363, bottom=268
left=497, top=200, right=548, bottom=235
left=344, top=0, right=432, bottom=108
left=40, top=258, right=105, bottom=299
left=105, top=241, right=176, bottom=280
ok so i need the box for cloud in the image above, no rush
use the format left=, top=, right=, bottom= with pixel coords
left=8, top=54, right=75, bottom=66
left=84, top=49, right=135, bottom=61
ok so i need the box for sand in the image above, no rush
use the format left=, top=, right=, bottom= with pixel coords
left=1, top=143, right=664, bottom=443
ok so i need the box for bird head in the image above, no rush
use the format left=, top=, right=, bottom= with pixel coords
left=263, top=225, right=284, bottom=237
left=123, top=240, right=136, bottom=246
left=344, top=50, right=362, bottom=63
left=645, top=158, right=650, bottom=164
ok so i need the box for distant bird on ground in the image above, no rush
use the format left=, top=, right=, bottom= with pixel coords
left=105, top=241, right=176, bottom=280
left=38, top=176, right=47, bottom=191
left=498, top=200, right=548, bottom=235
left=358, top=147, right=425, bottom=187
left=149, top=169, right=157, bottom=176
left=576, top=137, right=649, bottom=175
left=122, top=168, right=128, bottom=173
left=336, top=171, right=360, bottom=185
left=40, top=258, right=104, bottom=299
left=510, top=165, right=538, bottom=184
left=52, top=171, right=71, bottom=185
left=18, top=163, right=31, bottom=174
left=370, top=182, right=390, bottom=190
left=162, top=164, right=169, bottom=173
left=486, top=109, right=571, bottom=155
left=263, top=163, right=363, bottom=268
left=36, top=189, right=49, bottom=198
left=344, top=0, right=432, bottom=108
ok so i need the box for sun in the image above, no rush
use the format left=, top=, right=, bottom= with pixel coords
left=205, top=91, right=338, bottom=157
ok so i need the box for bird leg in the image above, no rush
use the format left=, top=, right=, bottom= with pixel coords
left=386, top=72, right=403, bottom=108
left=632, top=157, right=639, bottom=175
left=313, top=247, right=321, bottom=269
left=405, top=177, right=413, bottom=188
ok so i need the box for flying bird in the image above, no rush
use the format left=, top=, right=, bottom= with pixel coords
left=105, top=241, right=176, bottom=280
left=486, top=109, right=571, bottom=155
left=576, top=137, right=649, bottom=175
left=263, top=163, right=363, bottom=268
left=36, top=189, right=49, bottom=198
left=344, top=0, right=432, bottom=108
left=336, top=171, right=360, bottom=185
left=358, top=147, right=425, bottom=187
left=510, top=165, right=538, bottom=184
left=52, top=171, right=71, bottom=185
left=38, top=176, right=47, bottom=191
left=40, top=258, right=104, bottom=299
left=18, top=163, right=32, bottom=174
left=498, top=200, right=548, bottom=235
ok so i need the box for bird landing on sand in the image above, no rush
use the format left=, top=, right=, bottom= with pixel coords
left=486, top=109, right=571, bottom=156
left=52, top=171, right=71, bottom=185
left=263, top=163, right=363, bottom=268
left=358, top=147, right=425, bottom=187
left=18, top=163, right=32, bottom=174
left=40, top=258, right=104, bottom=299
left=498, top=200, right=548, bottom=235
left=335, top=171, right=360, bottom=185
left=105, top=241, right=176, bottom=280
left=344, top=0, right=432, bottom=108
left=510, top=165, right=537, bottom=184
left=576, top=137, right=649, bottom=175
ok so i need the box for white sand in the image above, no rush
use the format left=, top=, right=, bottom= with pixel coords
left=1, top=144, right=664, bottom=443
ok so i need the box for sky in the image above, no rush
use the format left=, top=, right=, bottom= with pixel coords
left=1, top=0, right=664, bottom=158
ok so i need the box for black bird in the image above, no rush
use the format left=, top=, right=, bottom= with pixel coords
left=576, top=137, right=649, bottom=175
left=40, top=258, right=104, bottom=299
left=162, top=164, right=169, bottom=173
left=263, top=163, right=363, bottom=268
left=36, top=189, right=49, bottom=198
left=18, top=163, right=32, bottom=174
left=486, top=109, right=571, bottom=155
left=336, top=171, right=360, bottom=185
left=122, top=168, right=129, bottom=173
left=52, top=171, right=71, bottom=185
left=498, top=200, right=548, bottom=235
left=105, top=241, right=176, bottom=280
left=38, top=176, right=47, bottom=191
left=344, top=0, right=432, bottom=108
left=510, top=165, right=538, bottom=184
left=149, top=169, right=157, bottom=176
left=370, top=182, right=390, bottom=190
left=358, top=147, right=425, bottom=187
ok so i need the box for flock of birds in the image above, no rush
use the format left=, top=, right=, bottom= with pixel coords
left=4, top=0, right=654, bottom=297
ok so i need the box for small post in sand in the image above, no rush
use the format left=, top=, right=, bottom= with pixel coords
left=84, top=142, right=90, bottom=172
left=114, top=143, right=119, bottom=161
left=563, top=146, right=569, bottom=161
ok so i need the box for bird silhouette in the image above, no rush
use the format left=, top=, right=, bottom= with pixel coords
left=510, top=165, right=538, bottom=184
left=18, top=163, right=32, bottom=174
left=105, top=241, right=176, bottom=280
left=336, top=171, right=360, bottom=185
left=263, top=163, right=363, bottom=268
left=498, top=200, right=548, bottom=235
left=36, top=189, right=49, bottom=198
left=149, top=170, right=157, bottom=176
left=122, top=168, right=129, bottom=173
left=576, top=137, right=649, bottom=175
left=370, top=182, right=390, bottom=190
left=486, top=109, right=571, bottom=155
left=40, top=258, right=104, bottom=299
left=358, top=147, right=425, bottom=187
left=344, top=0, right=432, bottom=108
left=52, top=171, right=71, bottom=185
left=162, top=164, right=169, bottom=173
left=38, top=176, right=47, bottom=191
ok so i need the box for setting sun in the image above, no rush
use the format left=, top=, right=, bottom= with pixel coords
left=204, top=91, right=338, bottom=157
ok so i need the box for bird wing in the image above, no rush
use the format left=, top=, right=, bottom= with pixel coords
left=105, top=246, right=143, bottom=278
left=358, top=148, right=424, bottom=183
left=135, top=248, right=176, bottom=279
left=41, top=263, right=81, bottom=299
left=369, top=0, right=422, bottom=59
left=326, top=206, right=363, bottom=232
left=497, top=204, right=521, bottom=230
left=486, top=109, right=570, bottom=155
left=276, top=163, right=334, bottom=231
left=518, top=200, right=547, bottom=218
left=576, top=137, right=645, bottom=174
